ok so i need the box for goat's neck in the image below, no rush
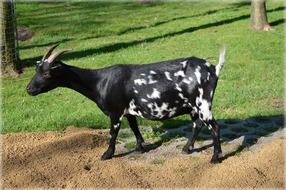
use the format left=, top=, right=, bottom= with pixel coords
left=61, top=64, right=98, bottom=100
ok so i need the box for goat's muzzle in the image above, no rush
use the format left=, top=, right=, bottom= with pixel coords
left=26, top=86, right=38, bottom=96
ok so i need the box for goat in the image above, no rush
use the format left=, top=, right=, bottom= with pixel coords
left=27, top=44, right=226, bottom=163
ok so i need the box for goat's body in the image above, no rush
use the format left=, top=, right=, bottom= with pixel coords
left=27, top=46, right=225, bottom=163
left=82, top=57, right=218, bottom=123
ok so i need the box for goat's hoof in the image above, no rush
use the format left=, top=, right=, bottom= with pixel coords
left=135, top=145, right=147, bottom=153
left=101, top=151, right=113, bottom=160
left=182, top=146, right=193, bottom=154
left=210, top=156, right=221, bottom=164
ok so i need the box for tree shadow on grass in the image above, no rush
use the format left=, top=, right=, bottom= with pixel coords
left=83, top=2, right=250, bottom=39
left=56, top=14, right=251, bottom=62
left=19, top=38, right=74, bottom=50
left=20, top=5, right=284, bottom=69
left=269, top=18, right=286, bottom=27
left=115, top=114, right=284, bottom=160
left=20, top=3, right=247, bottom=67
left=53, top=5, right=285, bottom=62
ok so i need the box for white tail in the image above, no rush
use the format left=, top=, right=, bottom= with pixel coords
left=215, top=47, right=226, bottom=76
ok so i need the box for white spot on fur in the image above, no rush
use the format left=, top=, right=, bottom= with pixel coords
left=193, top=122, right=196, bottom=128
left=147, top=88, right=160, bottom=99
left=180, top=60, right=187, bottom=68
left=200, top=99, right=212, bottom=121
left=126, top=99, right=144, bottom=118
left=134, top=79, right=147, bottom=85
left=175, top=84, right=182, bottom=92
left=147, top=102, right=177, bottom=119
left=178, top=93, right=188, bottom=103
left=150, top=70, right=157, bottom=74
left=168, top=107, right=177, bottom=117
left=194, top=66, right=201, bottom=84
left=134, top=90, right=138, bottom=94
left=182, top=77, right=193, bottom=84
left=196, top=88, right=213, bottom=121
left=205, top=62, right=211, bottom=67
left=155, top=102, right=169, bottom=118
left=140, top=73, right=146, bottom=76
left=191, top=109, right=196, bottom=116
left=114, top=123, right=120, bottom=129
left=141, top=98, right=148, bottom=102
left=164, top=71, right=172, bottom=81
left=207, top=72, right=210, bottom=80
left=174, top=70, right=185, bottom=78
left=147, top=75, right=158, bottom=84
left=182, top=79, right=190, bottom=84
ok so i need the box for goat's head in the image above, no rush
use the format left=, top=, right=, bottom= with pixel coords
left=26, top=44, right=71, bottom=96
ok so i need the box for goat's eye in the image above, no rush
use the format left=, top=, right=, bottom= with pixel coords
left=42, top=71, right=50, bottom=78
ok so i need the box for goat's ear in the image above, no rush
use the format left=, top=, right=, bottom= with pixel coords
left=50, top=61, right=62, bottom=70
left=50, top=64, right=61, bottom=70
left=49, top=63, right=62, bottom=76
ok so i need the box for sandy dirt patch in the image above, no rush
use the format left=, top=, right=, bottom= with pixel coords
left=1, top=126, right=285, bottom=189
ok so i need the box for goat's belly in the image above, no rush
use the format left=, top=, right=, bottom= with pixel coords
left=125, top=98, right=192, bottom=120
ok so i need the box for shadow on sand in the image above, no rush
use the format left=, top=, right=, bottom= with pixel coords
left=115, top=114, right=284, bottom=161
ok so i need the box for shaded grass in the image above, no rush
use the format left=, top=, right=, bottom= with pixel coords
left=243, top=122, right=260, bottom=128
left=2, top=1, right=284, bottom=133
left=224, top=133, right=240, bottom=139
left=263, top=126, right=280, bottom=133
left=230, top=127, right=249, bottom=133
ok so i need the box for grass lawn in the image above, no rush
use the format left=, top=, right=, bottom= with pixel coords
left=2, top=1, right=285, bottom=133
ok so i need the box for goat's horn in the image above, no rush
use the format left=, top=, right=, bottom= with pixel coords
left=42, top=43, right=60, bottom=62
left=47, top=49, right=72, bottom=63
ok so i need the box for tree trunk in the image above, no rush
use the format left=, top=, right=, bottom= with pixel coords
left=250, top=0, right=273, bottom=31
left=0, top=0, right=21, bottom=77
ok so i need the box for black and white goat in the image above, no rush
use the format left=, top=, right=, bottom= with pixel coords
left=27, top=44, right=226, bottom=163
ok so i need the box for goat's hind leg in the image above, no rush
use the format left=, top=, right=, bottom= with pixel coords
left=126, top=114, right=146, bottom=153
left=208, top=119, right=222, bottom=164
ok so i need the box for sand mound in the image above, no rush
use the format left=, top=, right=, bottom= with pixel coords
left=2, top=126, right=284, bottom=188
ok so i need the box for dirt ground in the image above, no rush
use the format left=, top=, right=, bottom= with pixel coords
left=1, top=126, right=285, bottom=189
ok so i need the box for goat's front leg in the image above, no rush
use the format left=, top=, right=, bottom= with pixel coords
left=182, top=116, right=202, bottom=154
left=126, top=114, right=145, bottom=153
left=101, top=116, right=121, bottom=160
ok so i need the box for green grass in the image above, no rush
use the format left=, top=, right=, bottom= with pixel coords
left=124, top=141, right=137, bottom=150
left=221, top=141, right=229, bottom=146
left=174, top=167, right=188, bottom=173
left=150, top=158, right=165, bottom=165
left=2, top=1, right=285, bottom=133
left=118, top=130, right=134, bottom=139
